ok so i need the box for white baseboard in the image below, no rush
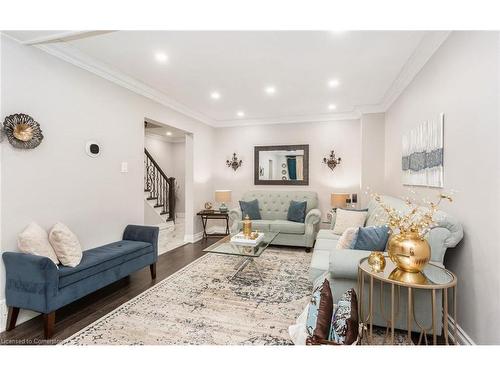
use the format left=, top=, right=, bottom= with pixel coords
left=448, top=315, right=475, bottom=345
left=0, top=299, right=7, bottom=333
left=184, top=231, right=204, bottom=243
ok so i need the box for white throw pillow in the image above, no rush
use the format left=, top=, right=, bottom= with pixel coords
left=332, top=209, right=367, bottom=235
left=288, top=304, right=310, bottom=345
left=336, top=227, right=358, bottom=249
left=49, top=222, right=83, bottom=267
left=17, top=222, right=59, bottom=264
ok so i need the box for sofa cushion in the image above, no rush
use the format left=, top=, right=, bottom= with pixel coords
left=314, top=238, right=338, bottom=252
left=58, top=240, right=153, bottom=288
left=287, top=200, right=307, bottom=223
left=239, top=199, right=262, bottom=220
left=270, top=220, right=305, bottom=235
left=316, top=230, right=341, bottom=241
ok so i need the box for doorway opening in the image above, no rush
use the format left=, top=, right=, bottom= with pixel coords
left=144, top=119, right=188, bottom=254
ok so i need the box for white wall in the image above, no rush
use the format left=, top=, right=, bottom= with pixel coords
left=212, top=120, right=362, bottom=221
left=0, top=35, right=214, bottom=328
left=360, top=113, right=385, bottom=206
left=384, top=31, right=500, bottom=344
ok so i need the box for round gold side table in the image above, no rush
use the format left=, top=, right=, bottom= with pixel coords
left=358, top=256, right=457, bottom=345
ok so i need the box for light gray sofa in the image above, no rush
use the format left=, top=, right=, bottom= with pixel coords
left=310, top=195, right=463, bottom=334
left=229, top=190, right=321, bottom=250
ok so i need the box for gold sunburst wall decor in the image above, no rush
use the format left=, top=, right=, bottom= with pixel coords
left=3, top=113, right=44, bottom=149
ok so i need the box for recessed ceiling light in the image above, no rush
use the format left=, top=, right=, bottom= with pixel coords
left=328, top=104, right=337, bottom=111
left=154, top=52, right=168, bottom=63
left=330, top=30, right=347, bottom=35
left=236, top=111, right=245, bottom=118
left=264, top=86, right=276, bottom=95
left=210, top=91, right=221, bottom=100
left=328, top=79, right=340, bottom=88
left=166, top=131, right=173, bottom=136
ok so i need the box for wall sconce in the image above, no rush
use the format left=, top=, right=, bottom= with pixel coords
left=322, top=150, right=342, bottom=171
left=226, top=152, right=243, bottom=171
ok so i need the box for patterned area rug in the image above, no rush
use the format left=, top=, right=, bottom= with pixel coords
left=61, top=247, right=410, bottom=345
left=63, top=248, right=312, bottom=345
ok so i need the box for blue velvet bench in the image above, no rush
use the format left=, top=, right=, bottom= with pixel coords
left=2, top=225, right=158, bottom=338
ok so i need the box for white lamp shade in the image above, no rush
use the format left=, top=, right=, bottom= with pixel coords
left=331, top=193, right=349, bottom=208
left=215, top=190, right=232, bottom=203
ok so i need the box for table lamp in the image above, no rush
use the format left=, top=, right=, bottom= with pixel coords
left=215, top=190, right=232, bottom=213
left=331, top=193, right=349, bottom=210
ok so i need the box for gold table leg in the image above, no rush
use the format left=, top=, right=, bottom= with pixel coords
left=443, top=288, right=449, bottom=345
left=454, top=285, right=458, bottom=345
left=369, top=276, right=374, bottom=340
left=391, top=283, right=395, bottom=344
left=407, top=287, right=413, bottom=344
left=432, top=289, right=437, bottom=345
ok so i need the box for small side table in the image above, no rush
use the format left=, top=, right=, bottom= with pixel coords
left=197, top=210, right=230, bottom=239
left=358, top=256, right=457, bottom=345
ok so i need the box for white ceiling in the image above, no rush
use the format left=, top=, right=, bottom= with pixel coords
left=3, top=30, right=450, bottom=127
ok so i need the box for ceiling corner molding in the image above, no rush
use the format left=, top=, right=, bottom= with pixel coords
left=33, top=42, right=217, bottom=127
left=379, top=31, right=452, bottom=112
left=214, top=111, right=361, bottom=128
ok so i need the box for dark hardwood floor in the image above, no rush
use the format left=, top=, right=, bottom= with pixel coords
left=0, top=237, right=448, bottom=345
left=0, top=237, right=219, bottom=345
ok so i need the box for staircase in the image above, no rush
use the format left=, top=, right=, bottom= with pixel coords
left=144, top=148, right=175, bottom=222
left=144, top=149, right=186, bottom=254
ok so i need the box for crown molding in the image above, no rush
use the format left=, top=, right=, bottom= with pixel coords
left=214, top=111, right=361, bottom=127
left=32, top=40, right=217, bottom=127
left=3, top=30, right=450, bottom=128
left=379, top=31, right=451, bottom=112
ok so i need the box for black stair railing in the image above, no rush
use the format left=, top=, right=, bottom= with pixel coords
left=144, top=148, right=175, bottom=222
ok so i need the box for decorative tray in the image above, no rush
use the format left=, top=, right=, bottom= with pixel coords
left=230, top=232, right=265, bottom=246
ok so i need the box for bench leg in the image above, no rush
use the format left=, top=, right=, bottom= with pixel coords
left=150, top=263, right=157, bottom=279
left=6, top=307, right=20, bottom=331
left=44, top=311, right=55, bottom=339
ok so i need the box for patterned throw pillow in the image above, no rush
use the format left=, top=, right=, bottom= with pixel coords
left=336, top=227, right=359, bottom=249
left=332, top=209, right=367, bottom=235
left=306, top=279, right=333, bottom=342
left=239, top=199, right=262, bottom=220
left=329, top=288, right=359, bottom=345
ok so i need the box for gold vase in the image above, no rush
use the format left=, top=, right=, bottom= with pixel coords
left=387, top=231, right=430, bottom=273
left=242, top=215, right=252, bottom=238
left=368, top=252, right=386, bottom=272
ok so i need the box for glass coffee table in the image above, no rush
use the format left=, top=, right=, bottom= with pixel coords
left=203, top=232, right=279, bottom=281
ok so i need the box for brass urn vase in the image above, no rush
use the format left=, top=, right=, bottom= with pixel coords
left=242, top=215, right=252, bottom=238
left=387, top=231, right=431, bottom=273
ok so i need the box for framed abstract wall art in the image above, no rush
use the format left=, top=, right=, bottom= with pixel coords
left=402, top=113, right=444, bottom=188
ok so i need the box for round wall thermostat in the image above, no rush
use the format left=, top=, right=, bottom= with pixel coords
left=85, top=141, right=101, bottom=157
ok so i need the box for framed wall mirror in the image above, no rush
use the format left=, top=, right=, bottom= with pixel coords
left=254, top=144, right=309, bottom=185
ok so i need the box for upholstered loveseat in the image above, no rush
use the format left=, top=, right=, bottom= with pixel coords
left=2, top=225, right=158, bottom=338
left=310, top=195, right=463, bottom=334
left=229, top=190, right=321, bottom=250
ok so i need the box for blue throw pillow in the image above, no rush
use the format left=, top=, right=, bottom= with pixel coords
left=352, top=225, right=390, bottom=251
left=287, top=200, right=307, bottom=223
left=239, top=199, right=262, bottom=220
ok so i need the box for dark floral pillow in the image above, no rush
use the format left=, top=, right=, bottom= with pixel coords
left=305, top=279, right=333, bottom=343
left=329, top=288, right=359, bottom=345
